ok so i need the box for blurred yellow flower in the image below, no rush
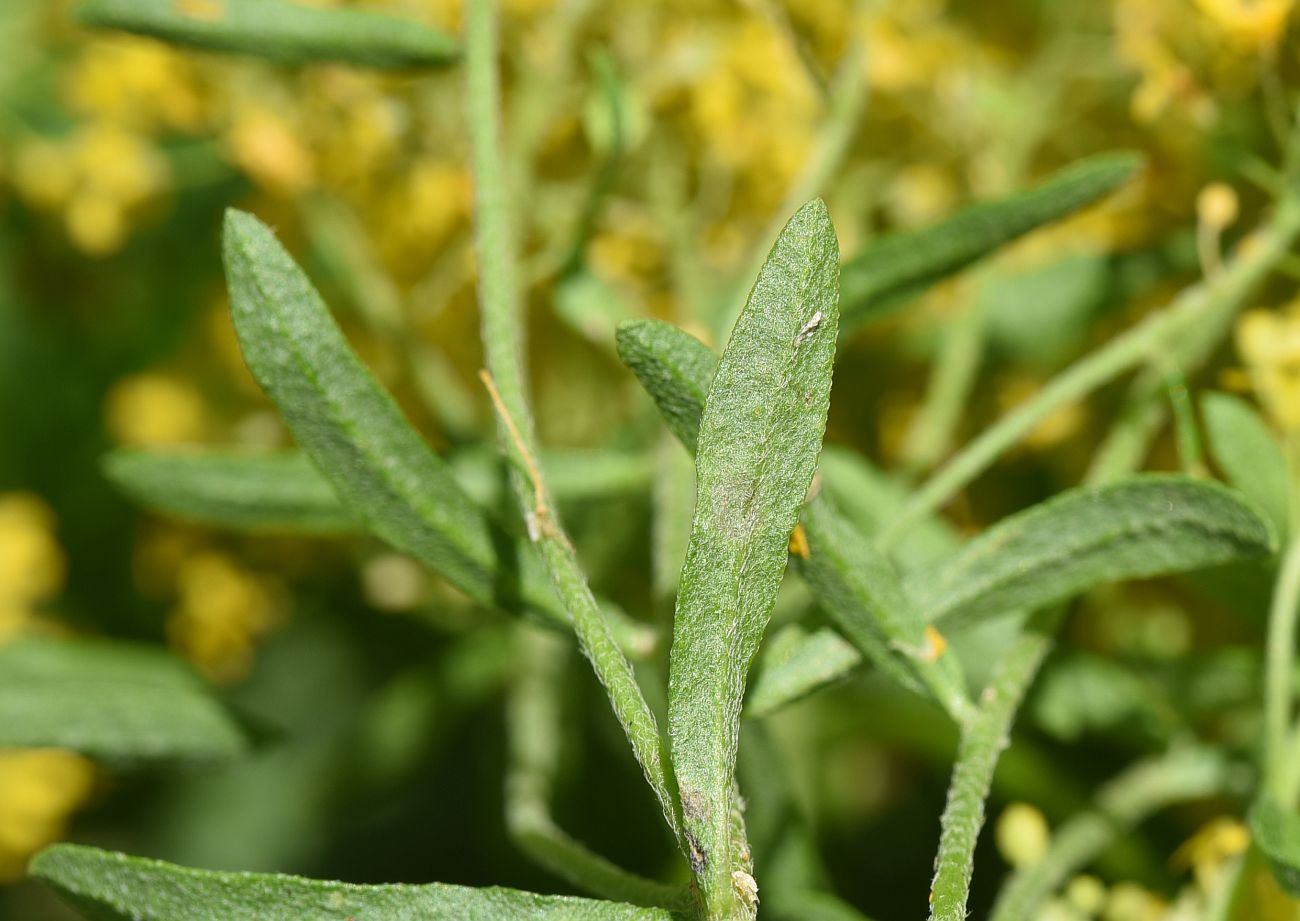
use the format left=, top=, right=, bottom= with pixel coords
left=995, top=802, right=1051, bottom=869
left=0, top=494, right=64, bottom=613
left=168, top=552, right=277, bottom=681
left=1195, top=0, right=1294, bottom=51
left=106, top=372, right=207, bottom=447
left=1236, top=301, right=1300, bottom=431
left=0, top=749, right=95, bottom=883
left=1171, top=816, right=1250, bottom=892
left=226, top=106, right=315, bottom=195
left=65, top=37, right=208, bottom=133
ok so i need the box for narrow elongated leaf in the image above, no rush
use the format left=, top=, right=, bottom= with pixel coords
left=910, top=475, right=1276, bottom=630
left=1251, top=796, right=1300, bottom=896
left=668, top=200, right=839, bottom=917
left=222, top=211, right=586, bottom=637
left=840, top=152, right=1141, bottom=329
left=0, top=638, right=248, bottom=763
left=746, top=626, right=861, bottom=719
left=103, top=450, right=353, bottom=534
left=616, top=319, right=716, bottom=454
left=32, top=845, right=680, bottom=921
left=617, top=318, right=965, bottom=715
left=77, top=0, right=458, bottom=69
left=1202, top=392, right=1290, bottom=538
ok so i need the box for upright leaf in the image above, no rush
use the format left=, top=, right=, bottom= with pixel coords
left=32, top=845, right=680, bottom=921
left=1251, top=795, right=1300, bottom=897
left=103, top=450, right=353, bottom=535
left=1202, top=391, right=1290, bottom=538
left=910, top=475, right=1276, bottom=630
left=222, top=211, right=649, bottom=649
left=668, top=200, right=839, bottom=919
left=840, top=152, right=1141, bottom=329
left=77, top=0, right=458, bottom=69
left=616, top=319, right=717, bottom=455
left=0, top=638, right=249, bottom=763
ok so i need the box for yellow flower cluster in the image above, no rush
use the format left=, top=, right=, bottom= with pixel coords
left=0, top=494, right=94, bottom=883
left=1236, top=300, right=1300, bottom=431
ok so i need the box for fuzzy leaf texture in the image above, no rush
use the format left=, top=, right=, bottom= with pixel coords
left=839, top=152, right=1141, bottom=329
left=103, top=449, right=354, bottom=534
left=31, top=845, right=682, bottom=921
left=1201, top=391, right=1290, bottom=539
left=909, top=475, right=1277, bottom=629
left=617, top=318, right=964, bottom=714
left=0, top=638, right=249, bottom=763
left=668, top=200, right=839, bottom=919
left=221, top=210, right=621, bottom=643
left=76, top=0, right=458, bottom=69
left=1250, top=796, right=1300, bottom=896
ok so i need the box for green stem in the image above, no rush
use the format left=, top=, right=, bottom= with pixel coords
left=506, top=627, right=690, bottom=910
left=464, top=0, right=680, bottom=843
left=901, top=297, right=986, bottom=474
left=1265, top=510, right=1300, bottom=803
left=883, top=195, right=1300, bottom=546
left=928, top=621, right=1054, bottom=921
left=987, top=748, right=1229, bottom=921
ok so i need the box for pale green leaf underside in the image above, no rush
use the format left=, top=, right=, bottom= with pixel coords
left=32, top=845, right=680, bottom=921
left=909, top=475, right=1276, bottom=629
left=103, top=450, right=355, bottom=534
left=0, top=638, right=248, bottom=763
left=668, top=199, right=839, bottom=912
left=76, top=0, right=458, bottom=69
left=1201, top=391, right=1290, bottom=539
left=840, top=152, right=1141, bottom=329
left=745, top=626, right=860, bottom=719
left=1250, top=796, right=1300, bottom=896
left=221, top=210, right=572, bottom=634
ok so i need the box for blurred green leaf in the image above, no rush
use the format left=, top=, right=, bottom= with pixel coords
left=910, top=476, right=1277, bottom=629
left=668, top=200, right=838, bottom=914
left=1202, top=391, right=1290, bottom=539
left=222, top=210, right=648, bottom=648
left=77, top=0, right=458, bottom=68
left=0, top=638, right=249, bottom=763
left=102, top=449, right=353, bottom=534
left=840, top=152, right=1141, bottom=329
left=31, top=844, right=682, bottom=921
left=745, top=625, right=861, bottom=719
left=1250, top=795, right=1300, bottom=897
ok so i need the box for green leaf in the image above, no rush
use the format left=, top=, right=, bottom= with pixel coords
left=1250, top=795, right=1300, bottom=896
left=617, top=319, right=966, bottom=715
left=616, top=318, right=717, bottom=455
left=745, top=625, right=861, bottom=719
left=668, top=199, right=839, bottom=917
left=910, top=475, right=1277, bottom=630
left=1202, top=391, right=1290, bottom=539
left=103, top=449, right=353, bottom=534
left=221, top=210, right=567, bottom=633
left=31, top=844, right=681, bottom=921
left=0, top=638, right=249, bottom=763
left=76, top=0, right=458, bottom=69
left=840, top=152, right=1141, bottom=329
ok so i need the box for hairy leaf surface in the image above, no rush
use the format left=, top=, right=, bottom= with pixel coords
left=840, top=153, right=1141, bottom=329
left=910, top=476, right=1276, bottom=629
left=77, top=0, right=457, bottom=68
left=0, top=638, right=248, bottom=763
left=668, top=200, right=838, bottom=916
left=32, top=845, right=680, bottom=921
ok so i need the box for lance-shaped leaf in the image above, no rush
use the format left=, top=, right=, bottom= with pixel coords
left=1202, top=391, right=1290, bottom=539
left=77, top=0, right=458, bottom=69
left=617, top=318, right=965, bottom=716
left=103, top=450, right=354, bottom=535
left=668, top=200, right=839, bottom=918
left=222, top=210, right=650, bottom=654
left=1251, top=795, right=1300, bottom=897
left=840, top=152, right=1141, bottom=330
left=909, top=475, right=1276, bottom=630
left=0, top=638, right=249, bottom=763
left=745, top=626, right=861, bottom=719
left=31, top=845, right=681, bottom=921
